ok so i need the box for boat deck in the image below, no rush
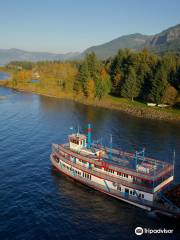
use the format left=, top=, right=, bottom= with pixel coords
left=54, top=143, right=173, bottom=181
left=102, top=146, right=167, bottom=175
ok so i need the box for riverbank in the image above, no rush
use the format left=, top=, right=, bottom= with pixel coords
left=2, top=80, right=180, bottom=123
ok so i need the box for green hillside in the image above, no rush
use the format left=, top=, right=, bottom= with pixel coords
left=82, top=34, right=151, bottom=59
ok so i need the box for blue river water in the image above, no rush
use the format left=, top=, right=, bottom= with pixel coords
left=0, top=72, right=10, bottom=80
left=0, top=87, right=179, bottom=240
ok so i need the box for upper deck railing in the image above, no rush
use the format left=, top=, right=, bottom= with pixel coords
left=52, top=144, right=173, bottom=183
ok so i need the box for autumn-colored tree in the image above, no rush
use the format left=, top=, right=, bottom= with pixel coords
left=14, top=70, right=32, bottom=84
left=100, top=67, right=111, bottom=97
left=12, top=72, right=18, bottom=87
left=34, top=62, right=77, bottom=92
left=161, top=84, right=178, bottom=105
left=87, top=79, right=95, bottom=98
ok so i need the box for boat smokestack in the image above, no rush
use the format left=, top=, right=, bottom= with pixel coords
left=87, top=123, right=92, bottom=148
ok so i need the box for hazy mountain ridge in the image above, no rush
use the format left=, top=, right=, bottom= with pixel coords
left=0, top=24, right=180, bottom=64
left=81, top=33, right=152, bottom=59
left=83, top=24, right=180, bottom=59
left=0, top=48, right=80, bottom=65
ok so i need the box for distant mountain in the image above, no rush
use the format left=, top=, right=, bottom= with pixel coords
left=147, top=24, right=180, bottom=54
left=81, top=33, right=152, bottom=59
left=81, top=24, right=180, bottom=59
left=1, top=24, right=180, bottom=64
left=0, top=48, right=80, bottom=65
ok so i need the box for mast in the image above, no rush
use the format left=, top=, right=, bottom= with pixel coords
left=77, top=125, right=80, bottom=136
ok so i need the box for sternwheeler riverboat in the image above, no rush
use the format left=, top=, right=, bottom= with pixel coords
left=50, top=124, right=180, bottom=218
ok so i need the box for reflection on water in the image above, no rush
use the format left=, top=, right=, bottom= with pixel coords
left=0, top=87, right=180, bottom=240
left=51, top=169, right=180, bottom=240
left=51, top=168, right=141, bottom=222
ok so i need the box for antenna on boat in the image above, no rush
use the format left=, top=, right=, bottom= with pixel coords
left=109, top=134, right=112, bottom=160
left=77, top=125, right=80, bottom=136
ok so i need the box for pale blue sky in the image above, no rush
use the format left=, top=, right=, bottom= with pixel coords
left=0, top=0, right=180, bottom=53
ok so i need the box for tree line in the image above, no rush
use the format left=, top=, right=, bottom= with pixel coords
left=7, top=49, right=180, bottom=105
left=108, top=49, right=180, bottom=104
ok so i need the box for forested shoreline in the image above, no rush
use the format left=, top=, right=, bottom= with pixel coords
left=1, top=48, right=180, bottom=121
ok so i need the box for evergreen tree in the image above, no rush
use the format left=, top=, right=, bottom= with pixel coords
left=109, top=49, right=134, bottom=96
left=149, top=66, right=168, bottom=104
left=132, top=49, right=158, bottom=100
left=76, top=61, right=90, bottom=96
left=111, top=65, right=122, bottom=95
left=86, top=52, right=100, bottom=80
left=162, top=53, right=177, bottom=86
left=85, top=52, right=102, bottom=98
left=94, top=80, right=104, bottom=100
left=175, top=66, right=180, bottom=90
left=121, top=67, right=140, bottom=101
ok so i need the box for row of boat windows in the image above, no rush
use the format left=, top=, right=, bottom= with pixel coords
left=70, top=139, right=86, bottom=145
left=139, top=193, right=144, bottom=198
left=60, top=152, right=126, bottom=177
left=104, top=168, right=114, bottom=173
left=61, top=161, right=92, bottom=180
left=70, top=139, right=79, bottom=144
left=83, top=172, right=91, bottom=180
left=64, top=152, right=87, bottom=164
left=62, top=163, right=81, bottom=176
left=95, top=165, right=130, bottom=179
left=59, top=152, right=132, bottom=180
left=117, top=187, right=144, bottom=198
left=117, top=172, right=129, bottom=178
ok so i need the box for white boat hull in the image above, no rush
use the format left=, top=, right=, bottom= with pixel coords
left=51, top=154, right=152, bottom=211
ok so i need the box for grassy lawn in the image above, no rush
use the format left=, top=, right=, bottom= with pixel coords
left=106, top=95, right=146, bottom=107
left=106, top=95, right=180, bottom=115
